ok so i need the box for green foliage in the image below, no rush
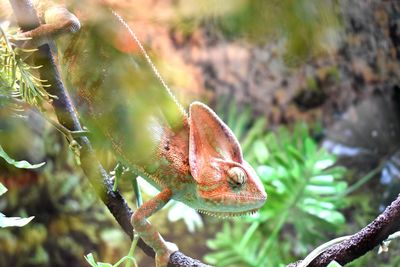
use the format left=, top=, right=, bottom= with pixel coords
left=0, top=25, right=53, bottom=109
left=0, top=144, right=44, bottom=228
left=327, top=261, right=342, bottom=267
left=0, top=182, right=34, bottom=227
left=85, top=233, right=139, bottom=267
left=257, top=124, right=347, bottom=229
left=0, top=121, right=130, bottom=266
left=0, top=183, right=6, bottom=195
left=0, top=145, right=45, bottom=169
left=205, top=102, right=348, bottom=266
left=85, top=253, right=137, bottom=267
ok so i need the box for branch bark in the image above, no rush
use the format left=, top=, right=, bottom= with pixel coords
left=8, top=1, right=210, bottom=266
left=287, top=193, right=400, bottom=267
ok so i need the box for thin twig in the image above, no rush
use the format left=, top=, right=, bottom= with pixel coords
left=8, top=1, right=210, bottom=266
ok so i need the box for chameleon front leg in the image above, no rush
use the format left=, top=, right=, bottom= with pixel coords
left=131, top=187, right=178, bottom=267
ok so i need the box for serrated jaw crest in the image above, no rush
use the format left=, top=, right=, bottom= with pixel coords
left=196, top=209, right=259, bottom=218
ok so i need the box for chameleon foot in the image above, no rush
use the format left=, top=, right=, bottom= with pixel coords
left=155, top=242, right=178, bottom=267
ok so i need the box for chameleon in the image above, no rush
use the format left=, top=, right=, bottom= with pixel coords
left=17, top=2, right=267, bottom=266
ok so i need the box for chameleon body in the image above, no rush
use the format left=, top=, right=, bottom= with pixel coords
left=22, top=3, right=267, bottom=266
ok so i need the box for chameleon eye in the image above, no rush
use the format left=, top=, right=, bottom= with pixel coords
left=228, top=167, right=247, bottom=186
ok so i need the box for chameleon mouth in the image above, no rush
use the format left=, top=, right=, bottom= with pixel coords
left=196, top=209, right=259, bottom=218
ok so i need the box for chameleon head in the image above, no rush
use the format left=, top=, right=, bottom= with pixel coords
left=188, top=102, right=267, bottom=217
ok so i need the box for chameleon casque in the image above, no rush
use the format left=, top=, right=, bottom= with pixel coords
left=19, top=2, right=267, bottom=266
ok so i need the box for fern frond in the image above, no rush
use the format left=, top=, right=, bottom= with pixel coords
left=0, top=24, right=54, bottom=110
left=208, top=100, right=348, bottom=267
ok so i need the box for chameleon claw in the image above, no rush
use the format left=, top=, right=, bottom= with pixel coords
left=156, top=242, right=178, bottom=267
left=165, top=241, right=179, bottom=253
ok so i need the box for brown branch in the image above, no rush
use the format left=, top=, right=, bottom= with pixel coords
left=8, top=1, right=210, bottom=266
left=287, top=193, right=400, bottom=267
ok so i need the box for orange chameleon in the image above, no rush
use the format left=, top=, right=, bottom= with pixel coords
left=18, top=3, right=267, bottom=266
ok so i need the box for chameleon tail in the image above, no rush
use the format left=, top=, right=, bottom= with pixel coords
left=111, top=10, right=188, bottom=119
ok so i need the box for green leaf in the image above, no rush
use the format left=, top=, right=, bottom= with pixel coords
left=227, top=100, right=237, bottom=128
left=0, top=145, right=45, bottom=169
left=29, top=245, right=49, bottom=264
left=218, top=254, right=244, bottom=267
left=314, top=159, right=335, bottom=170
left=0, top=213, right=34, bottom=228
left=271, top=179, right=289, bottom=194
left=0, top=183, right=34, bottom=228
left=257, top=165, right=275, bottom=180
left=113, top=256, right=137, bottom=267
left=327, top=260, right=343, bottom=267
left=286, top=145, right=305, bottom=164
left=253, top=140, right=269, bottom=163
left=301, top=204, right=345, bottom=225
left=241, top=118, right=266, bottom=153
left=305, top=185, right=338, bottom=195
left=84, top=253, right=98, bottom=267
left=309, top=175, right=334, bottom=185
left=273, top=154, right=291, bottom=169
left=302, top=198, right=335, bottom=210
left=97, top=263, right=112, bottom=267
left=238, top=222, right=260, bottom=250
left=305, top=137, right=317, bottom=155
left=234, top=107, right=251, bottom=140
left=204, top=250, right=237, bottom=265
left=0, top=183, right=7, bottom=196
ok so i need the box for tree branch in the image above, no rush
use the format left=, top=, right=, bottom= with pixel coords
left=8, top=1, right=210, bottom=266
left=287, top=193, right=400, bottom=267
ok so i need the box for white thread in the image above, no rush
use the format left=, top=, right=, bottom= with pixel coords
left=111, top=10, right=187, bottom=117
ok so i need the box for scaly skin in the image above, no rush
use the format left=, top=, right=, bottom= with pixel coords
left=21, top=3, right=267, bottom=266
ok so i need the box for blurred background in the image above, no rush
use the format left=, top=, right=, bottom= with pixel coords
left=1, top=0, right=400, bottom=266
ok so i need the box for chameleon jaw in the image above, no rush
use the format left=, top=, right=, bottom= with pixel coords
left=196, top=208, right=260, bottom=218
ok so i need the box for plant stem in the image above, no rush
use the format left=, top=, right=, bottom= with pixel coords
left=342, top=164, right=383, bottom=196
left=238, top=221, right=260, bottom=251
left=256, top=209, right=289, bottom=265
left=124, top=233, right=139, bottom=267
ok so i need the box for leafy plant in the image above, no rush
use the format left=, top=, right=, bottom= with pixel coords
left=0, top=145, right=45, bottom=169
left=328, top=261, right=343, bottom=267
left=205, top=102, right=348, bottom=266
left=0, top=183, right=34, bottom=227
left=85, top=250, right=138, bottom=267
left=0, top=126, right=132, bottom=266
left=0, top=144, right=44, bottom=228
left=0, top=24, right=53, bottom=109
left=85, top=233, right=140, bottom=267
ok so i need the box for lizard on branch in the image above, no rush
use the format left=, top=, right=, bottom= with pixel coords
left=16, top=2, right=267, bottom=266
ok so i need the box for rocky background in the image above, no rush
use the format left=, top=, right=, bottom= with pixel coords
left=1, top=0, right=400, bottom=266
